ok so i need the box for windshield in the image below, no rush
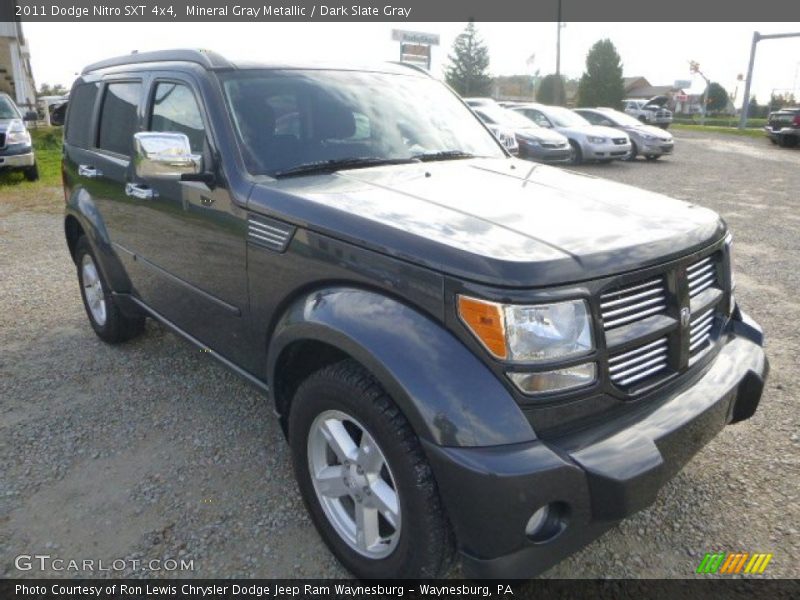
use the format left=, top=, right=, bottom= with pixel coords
left=597, top=109, right=643, bottom=127
left=476, top=105, right=539, bottom=129
left=0, top=96, right=21, bottom=119
left=220, top=70, right=505, bottom=176
left=542, top=106, right=591, bottom=127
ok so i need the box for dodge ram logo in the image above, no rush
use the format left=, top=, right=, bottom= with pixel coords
left=680, top=307, right=691, bottom=328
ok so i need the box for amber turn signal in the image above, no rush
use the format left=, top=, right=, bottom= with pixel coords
left=457, top=296, right=507, bottom=359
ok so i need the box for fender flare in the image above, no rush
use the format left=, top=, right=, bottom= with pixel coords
left=267, top=287, right=537, bottom=448
left=65, top=188, right=133, bottom=294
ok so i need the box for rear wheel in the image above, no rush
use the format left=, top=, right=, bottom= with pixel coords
left=75, top=236, right=145, bottom=344
left=623, top=141, right=638, bottom=161
left=289, top=359, right=455, bottom=579
left=778, top=135, right=798, bottom=148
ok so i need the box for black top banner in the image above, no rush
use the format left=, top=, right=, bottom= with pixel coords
left=5, top=0, right=800, bottom=22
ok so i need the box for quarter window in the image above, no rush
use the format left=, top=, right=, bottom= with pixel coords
left=150, top=82, right=206, bottom=153
left=97, top=82, right=141, bottom=156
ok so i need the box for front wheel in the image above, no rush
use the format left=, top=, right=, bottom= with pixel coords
left=289, top=360, right=455, bottom=579
left=645, top=154, right=661, bottom=161
left=568, top=140, right=583, bottom=165
left=23, top=162, right=39, bottom=182
left=623, top=141, right=638, bottom=161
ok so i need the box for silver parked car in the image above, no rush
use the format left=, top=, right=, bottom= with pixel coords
left=513, top=103, right=631, bottom=164
left=472, top=104, right=571, bottom=164
left=0, top=93, right=38, bottom=181
left=575, top=107, right=674, bottom=161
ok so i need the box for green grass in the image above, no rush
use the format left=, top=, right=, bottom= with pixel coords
left=671, top=123, right=768, bottom=139
left=0, top=126, right=64, bottom=214
left=673, top=117, right=767, bottom=128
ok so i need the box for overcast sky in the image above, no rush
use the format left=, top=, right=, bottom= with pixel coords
left=23, top=21, right=800, bottom=105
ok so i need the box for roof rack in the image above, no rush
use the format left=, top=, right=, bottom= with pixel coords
left=82, top=49, right=232, bottom=74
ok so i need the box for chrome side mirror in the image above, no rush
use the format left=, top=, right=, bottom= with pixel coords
left=133, top=132, right=202, bottom=179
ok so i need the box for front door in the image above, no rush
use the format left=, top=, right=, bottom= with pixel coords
left=126, top=77, right=249, bottom=365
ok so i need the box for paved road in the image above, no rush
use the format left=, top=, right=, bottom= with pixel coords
left=1, top=130, right=798, bottom=580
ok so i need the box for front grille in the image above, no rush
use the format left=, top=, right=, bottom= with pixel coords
left=689, top=309, right=714, bottom=356
left=687, top=256, right=717, bottom=297
left=612, top=137, right=628, bottom=145
left=0, top=133, right=5, bottom=148
left=600, top=277, right=667, bottom=329
left=609, top=337, right=669, bottom=387
left=599, top=247, right=729, bottom=395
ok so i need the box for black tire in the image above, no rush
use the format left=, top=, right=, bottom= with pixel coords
left=568, top=140, right=583, bottom=165
left=623, top=141, right=638, bottom=161
left=769, top=137, right=778, bottom=145
left=638, top=116, right=648, bottom=124
left=75, top=236, right=145, bottom=344
left=778, top=135, right=798, bottom=148
left=645, top=155, right=661, bottom=161
left=23, top=162, right=39, bottom=182
left=288, top=359, right=456, bottom=579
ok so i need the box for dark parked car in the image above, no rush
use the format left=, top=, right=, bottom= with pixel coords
left=765, top=106, right=800, bottom=147
left=0, top=92, right=39, bottom=181
left=575, top=107, right=674, bottom=161
left=63, top=49, right=768, bottom=580
left=472, top=104, right=572, bottom=164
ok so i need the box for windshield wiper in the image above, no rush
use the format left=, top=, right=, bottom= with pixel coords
left=412, top=150, right=479, bottom=162
left=272, top=157, right=418, bottom=178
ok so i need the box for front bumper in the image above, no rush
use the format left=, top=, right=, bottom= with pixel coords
left=425, top=311, right=767, bottom=579
left=638, top=140, right=674, bottom=156
left=0, top=147, right=35, bottom=168
left=520, top=143, right=572, bottom=163
left=584, top=140, right=631, bottom=160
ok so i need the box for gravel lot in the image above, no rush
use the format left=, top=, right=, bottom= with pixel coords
left=1, top=130, right=798, bottom=580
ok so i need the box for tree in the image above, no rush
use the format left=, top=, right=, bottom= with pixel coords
left=706, top=82, right=729, bottom=113
left=38, top=83, right=67, bottom=97
left=576, top=39, right=625, bottom=109
left=445, top=21, right=492, bottom=96
left=536, top=74, right=566, bottom=105
left=770, top=93, right=797, bottom=112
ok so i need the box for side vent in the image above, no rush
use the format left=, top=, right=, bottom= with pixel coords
left=247, top=215, right=295, bottom=253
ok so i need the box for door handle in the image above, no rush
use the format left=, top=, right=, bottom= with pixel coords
left=125, top=183, right=156, bottom=200
left=78, top=165, right=102, bottom=178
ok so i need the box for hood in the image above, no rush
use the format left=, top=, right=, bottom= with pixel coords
left=629, top=124, right=673, bottom=140
left=247, top=159, right=724, bottom=287
left=0, top=118, right=17, bottom=132
left=515, top=127, right=568, bottom=144
left=643, top=95, right=669, bottom=109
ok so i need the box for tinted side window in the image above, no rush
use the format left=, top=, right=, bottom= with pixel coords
left=150, top=82, right=205, bottom=153
left=97, top=82, right=141, bottom=156
left=581, top=111, right=601, bottom=125
left=65, top=83, right=100, bottom=148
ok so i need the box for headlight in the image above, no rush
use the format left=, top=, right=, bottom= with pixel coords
left=587, top=136, right=607, bottom=144
left=642, top=134, right=658, bottom=141
left=6, top=119, right=31, bottom=145
left=457, top=296, right=594, bottom=362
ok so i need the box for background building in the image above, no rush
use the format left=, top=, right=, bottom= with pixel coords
left=0, top=21, right=37, bottom=111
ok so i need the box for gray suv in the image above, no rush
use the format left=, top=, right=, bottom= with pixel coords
left=62, top=49, right=767, bottom=580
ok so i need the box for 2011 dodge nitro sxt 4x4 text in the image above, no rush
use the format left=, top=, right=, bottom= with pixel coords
left=62, top=49, right=768, bottom=579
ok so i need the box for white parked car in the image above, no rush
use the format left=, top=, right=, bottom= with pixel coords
left=623, top=96, right=672, bottom=129
left=513, top=103, right=631, bottom=164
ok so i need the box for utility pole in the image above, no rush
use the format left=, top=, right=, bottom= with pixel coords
left=689, top=60, right=710, bottom=126
left=555, top=0, right=562, bottom=104
left=740, top=31, right=800, bottom=129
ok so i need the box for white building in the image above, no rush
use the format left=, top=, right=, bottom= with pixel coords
left=0, top=21, right=37, bottom=111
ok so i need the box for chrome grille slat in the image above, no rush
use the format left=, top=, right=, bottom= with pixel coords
left=616, top=362, right=669, bottom=386
left=608, top=338, right=667, bottom=364
left=608, top=336, right=669, bottom=388
left=603, top=304, right=668, bottom=329
left=687, top=256, right=719, bottom=299
left=600, top=277, right=667, bottom=331
left=688, top=308, right=715, bottom=355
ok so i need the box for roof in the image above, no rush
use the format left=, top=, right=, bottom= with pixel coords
left=623, top=76, right=651, bottom=91
left=81, top=48, right=425, bottom=77
left=625, top=85, right=676, bottom=98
